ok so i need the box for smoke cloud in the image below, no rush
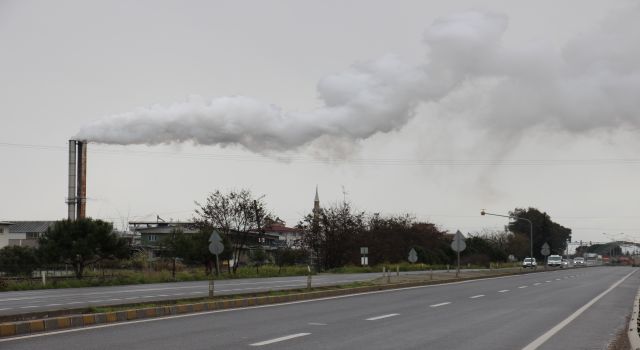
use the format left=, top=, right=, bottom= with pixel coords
left=77, top=7, right=640, bottom=153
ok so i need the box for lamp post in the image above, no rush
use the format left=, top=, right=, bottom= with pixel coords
left=481, top=210, right=534, bottom=259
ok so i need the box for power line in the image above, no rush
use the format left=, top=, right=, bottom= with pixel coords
left=3, top=141, right=640, bottom=167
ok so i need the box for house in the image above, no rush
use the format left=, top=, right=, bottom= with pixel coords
left=129, top=221, right=199, bottom=259
left=129, top=219, right=283, bottom=263
left=0, top=221, right=55, bottom=248
left=0, top=222, right=13, bottom=248
left=263, top=218, right=303, bottom=248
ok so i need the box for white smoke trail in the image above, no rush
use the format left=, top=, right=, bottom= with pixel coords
left=76, top=7, right=640, bottom=154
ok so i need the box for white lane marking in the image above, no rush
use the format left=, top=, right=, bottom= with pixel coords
left=308, top=322, right=327, bottom=326
left=45, top=304, right=63, bottom=307
left=19, top=306, right=38, bottom=309
left=250, top=333, right=311, bottom=346
left=430, top=302, right=451, bottom=308
left=522, top=269, right=637, bottom=350
left=0, top=273, right=536, bottom=343
left=66, top=301, right=83, bottom=305
left=533, top=283, right=541, bottom=286
left=469, top=295, right=485, bottom=299
left=518, top=286, right=528, bottom=289
left=88, top=300, right=103, bottom=303
left=555, top=278, right=561, bottom=281
left=0, top=308, right=12, bottom=311
left=545, top=281, right=552, bottom=283
left=124, top=297, right=139, bottom=300
left=107, top=298, right=122, bottom=301
left=498, top=289, right=510, bottom=293
left=366, top=313, right=400, bottom=321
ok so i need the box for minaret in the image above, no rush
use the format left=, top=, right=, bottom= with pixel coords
left=313, top=186, right=320, bottom=220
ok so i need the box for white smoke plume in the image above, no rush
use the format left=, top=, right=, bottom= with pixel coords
left=76, top=7, right=640, bottom=153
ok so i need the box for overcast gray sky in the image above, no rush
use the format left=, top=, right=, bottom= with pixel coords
left=2, top=0, right=639, bottom=244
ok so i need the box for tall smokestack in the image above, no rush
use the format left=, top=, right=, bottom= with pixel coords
left=67, top=140, right=77, bottom=221
left=76, top=140, right=87, bottom=219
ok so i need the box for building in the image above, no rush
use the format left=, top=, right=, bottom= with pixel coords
left=129, top=221, right=199, bottom=259
left=0, top=221, right=55, bottom=249
left=0, top=222, right=13, bottom=248
left=263, top=218, right=303, bottom=248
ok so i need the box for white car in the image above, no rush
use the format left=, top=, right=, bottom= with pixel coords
left=547, top=255, right=562, bottom=267
left=573, top=257, right=585, bottom=266
left=522, top=257, right=537, bottom=268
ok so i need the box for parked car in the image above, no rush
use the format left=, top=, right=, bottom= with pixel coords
left=522, top=257, right=537, bottom=268
left=573, top=257, right=585, bottom=266
left=547, top=255, right=562, bottom=267
left=561, top=259, right=569, bottom=268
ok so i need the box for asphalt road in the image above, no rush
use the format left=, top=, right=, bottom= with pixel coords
left=0, top=270, right=454, bottom=316
left=1, top=266, right=637, bottom=350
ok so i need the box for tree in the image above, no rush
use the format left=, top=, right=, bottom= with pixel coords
left=0, top=246, right=39, bottom=276
left=38, top=218, right=130, bottom=279
left=195, top=189, right=269, bottom=273
left=300, top=201, right=365, bottom=270
left=508, top=208, right=571, bottom=260
left=162, top=228, right=232, bottom=275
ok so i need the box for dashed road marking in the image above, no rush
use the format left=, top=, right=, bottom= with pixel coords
left=250, top=333, right=311, bottom=346
left=366, top=313, right=400, bottom=321
left=498, top=289, right=510, bottom=293
left=518, top=286, right=528, bottom=289
left=430, top=302, right=451, bottom=308
left=470, top=295, right=485, bottom=299
left=533, top=283, right=542, bottom=286
left=308, top=322, right=327, bottom=326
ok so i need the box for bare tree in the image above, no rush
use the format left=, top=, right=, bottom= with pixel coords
left=194, top=189, right=269, bottom=273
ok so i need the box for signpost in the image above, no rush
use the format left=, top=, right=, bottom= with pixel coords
left=360, top=247, right=369, bottom=266
left=208, top=230, right=224, bottom=297
left=450, top=230, right=466, bottom=277
left=541, top=242, right=550, bottom=268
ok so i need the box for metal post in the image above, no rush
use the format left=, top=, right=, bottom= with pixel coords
left=41, top=270, right=46, bottom=286
left=208, top=274, right=214, bottom=297
left=456, top=250, right=460, bottom=277
left=307, top=265, right=312, bottom=290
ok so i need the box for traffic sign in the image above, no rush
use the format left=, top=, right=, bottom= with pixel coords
left=451, top=231, right=466, bottom=252
left=408, top=248, right=418, bottom=263
left=208, top=231, right=224, bottom=255
left=541, top=242, right=550, bottom=256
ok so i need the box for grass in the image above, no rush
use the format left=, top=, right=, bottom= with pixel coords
left=0, top=262, right=520, bottom=292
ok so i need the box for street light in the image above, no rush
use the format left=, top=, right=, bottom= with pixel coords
left=481, top=210, right=534, bottom=259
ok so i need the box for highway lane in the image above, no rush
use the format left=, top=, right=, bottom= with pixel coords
left=2, top=266, right=636, bottom=350
left=0, top=269, right=459, bottom=316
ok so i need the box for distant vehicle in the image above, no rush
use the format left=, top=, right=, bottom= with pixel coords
left=584, top=253, right=602, bottom=266
left=573, top=257, right=585, bottom=266
left=547, top=255, right=562, bottom=267
left=522, top=257, right=537, bottom=268
left=561, top=259, right=569, bottom=268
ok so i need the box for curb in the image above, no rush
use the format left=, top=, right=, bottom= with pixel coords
left=628, top=285, right=640, bottom=350
left=0, top=274, right=508, bottom=338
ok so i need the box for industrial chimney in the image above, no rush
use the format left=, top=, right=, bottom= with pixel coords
left=67, top=140, right=87, bottom=220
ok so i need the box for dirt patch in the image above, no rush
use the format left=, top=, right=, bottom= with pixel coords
left=608, top=316, right=631, bottom=350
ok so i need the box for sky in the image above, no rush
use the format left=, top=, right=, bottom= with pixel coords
left=1, top=0, right=639, bottom=245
